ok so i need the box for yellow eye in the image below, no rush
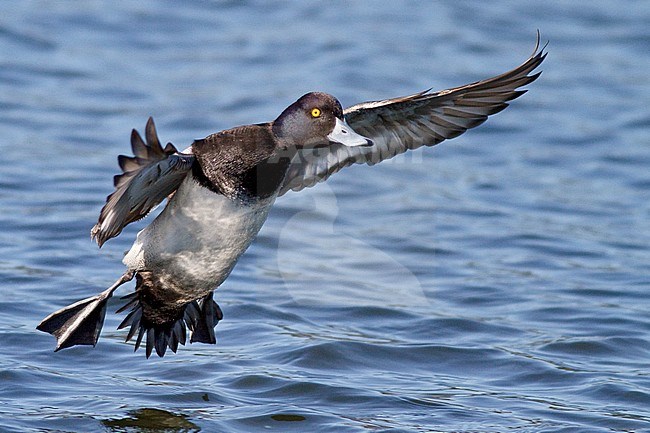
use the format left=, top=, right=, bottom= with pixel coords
left=311, top=108, right=321, bottom=118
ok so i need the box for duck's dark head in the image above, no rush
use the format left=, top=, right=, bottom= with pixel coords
left=272, top=92, right=373, bottom=150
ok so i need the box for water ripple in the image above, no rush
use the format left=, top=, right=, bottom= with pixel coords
left=1, top=1, right=650, bottom=432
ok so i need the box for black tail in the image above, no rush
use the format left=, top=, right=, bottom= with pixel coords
left=117, top=288, right=223, bottom=358
left=37, top=271, right=135, bottom=351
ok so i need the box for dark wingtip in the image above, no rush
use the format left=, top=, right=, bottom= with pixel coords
left=531, top=30, right=549, bottom=69
left=534, top=29, right=550, bottom=53
left=145, top=117, right=164, bottom=154
left=163, top=142, right=179, bottom=154
left=130, top=128, right=147, bottom=157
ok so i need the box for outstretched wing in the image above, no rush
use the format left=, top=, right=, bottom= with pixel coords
left=279, top=34, right=547, bottom=195
left=91, top=118, right=194, bottom=247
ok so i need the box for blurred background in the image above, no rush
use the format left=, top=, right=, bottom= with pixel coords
left=1, top=1, right=649, bottom=432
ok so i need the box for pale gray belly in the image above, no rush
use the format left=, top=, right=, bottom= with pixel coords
left=123, top=177, right=274, bottom=297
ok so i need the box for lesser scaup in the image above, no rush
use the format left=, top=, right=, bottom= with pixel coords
left=38, top=35, right=547, bottom=357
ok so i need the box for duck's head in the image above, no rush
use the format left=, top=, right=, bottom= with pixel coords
left=273, top=92, right=373, bottom=150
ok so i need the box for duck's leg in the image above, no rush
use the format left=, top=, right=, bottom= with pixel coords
left=116, top=274, right=223, bottom=358
left=189, top=291, right=223, bottom=345
left=37, top=270, right=135, bottom=351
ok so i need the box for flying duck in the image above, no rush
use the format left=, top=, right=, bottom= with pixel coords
left=38, top=35, right=547, bottom=357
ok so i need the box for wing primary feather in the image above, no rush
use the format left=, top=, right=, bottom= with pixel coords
left=130, top=129, right=148, bottom=158
left=91, top=118, right=194, bottom=247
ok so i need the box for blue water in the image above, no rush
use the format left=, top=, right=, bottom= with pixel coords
left=1, top=1, right=649, bottom=432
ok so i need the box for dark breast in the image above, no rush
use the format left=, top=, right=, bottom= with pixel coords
left=191, top=123, right=294, bottom=201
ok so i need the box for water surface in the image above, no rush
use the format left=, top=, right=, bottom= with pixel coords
left=1, top=1, right=649, bottom=432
